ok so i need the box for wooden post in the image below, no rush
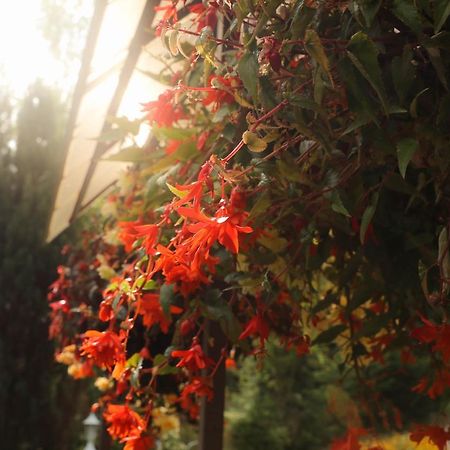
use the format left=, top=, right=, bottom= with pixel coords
left=199, top=321, right=227, bottom=450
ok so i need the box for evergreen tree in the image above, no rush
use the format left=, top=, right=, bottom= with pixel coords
left=0, top=83, right=86, bottom=450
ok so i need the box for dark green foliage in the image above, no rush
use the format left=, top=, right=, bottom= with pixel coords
left=0, top=83, right=86, bottom=450
left=228, top=343, right=343, bottom=450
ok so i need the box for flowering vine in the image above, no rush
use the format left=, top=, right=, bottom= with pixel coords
left=49, top=0, right=450, bottom=448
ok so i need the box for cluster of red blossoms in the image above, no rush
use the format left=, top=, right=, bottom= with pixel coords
left=104, top=404, right=153, bottom=450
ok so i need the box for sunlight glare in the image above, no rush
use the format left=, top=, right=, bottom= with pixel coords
left=0, top=1, right=85, bottom=95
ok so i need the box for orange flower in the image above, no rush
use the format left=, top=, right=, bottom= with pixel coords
left=104, top=404, right=145, bottom=440
left=80, top=330, right=125, bottom=370
left=171, top=338, right=212, bottom=372
left=202, top=76, right=236, bottom=111
left=411, top=317, right=450, bottom=363
left=177, top=204, right=252, bottom=255
left=118, top=221, right=159, bottom=256
left=143, top=90, right=185, bottom=127
left=123, top=433, right=154, bottom=450
left=137, top=293, right=182, bottom=333
left=179, top=377, right=213, bottom=419
left=239, top=312, right=270, bottom=347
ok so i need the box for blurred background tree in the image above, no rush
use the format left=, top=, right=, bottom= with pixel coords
left=0, top=1, right=91, bottom=448
left=226, top=340, right=449, bottom=450
left=0, top=82, right=89, bottom=450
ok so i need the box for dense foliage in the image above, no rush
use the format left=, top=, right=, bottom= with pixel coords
left=50, top=0, right=450, bottom=449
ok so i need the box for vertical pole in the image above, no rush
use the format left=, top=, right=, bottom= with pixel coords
left=199, top=321, right=227, bottom=450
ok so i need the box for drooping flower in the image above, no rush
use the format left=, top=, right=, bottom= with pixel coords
left=189, top=2, right=217, bottom=31
left=137, top=292, right=182, bottom=333
left=201, top=76, right=236, bottom=111
left=171, top=338, right=213, bottom=372
left=123, top=434, right=155, bottom=450
left=80, top=330, right=126, bottom=370
left=118, top=221, right=159, bottom=256
left=177, top=204, right=253, bottom=255
left=239, top=311, right=270, bottom=347
left=104, top=404, right=146, bottom=440
left=179, top=377, right=213, bottom=419
left=411, top=317, right=450, bottom=363
left=142, top=90, right=185, bottom=127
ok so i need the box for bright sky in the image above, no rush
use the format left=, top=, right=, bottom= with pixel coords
left=0, top=1, right=89, bottom=97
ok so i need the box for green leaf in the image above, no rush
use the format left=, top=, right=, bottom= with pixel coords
left=160, top=283, right=175, bottom=318
left=168, top=29, right=179, bottom=56
left=356, top=0, right=382, bottom=27
left=330, top=191, right=351, bottom=217
left=360, top=192, right=379, bottom=244
left=237, top=51, right=259, bottom=98
left=423, top=45, right=449, bottom=90
left=434, top=0, right=450, bottom=33
left=391, top=45, right=415, bottom=104
left=304, top=29, right=334, bottom=88
left=290, top=1, right=316, bottom=39
left=338, top=58, right=378, bottom=121
left=152, top=126, right=195, bottom=141
left=258, top=231, right=288, bottom=253
left=311, top=293, right=337, bottom=314
left=289, top=95, right=325, bottom=114
left=391, top=0, right=423, bottom=33
left=166, top=183, right=188, bottom=199
left=126, top=353, right=142, bottom=369
left=409, top=88, right=430, bottom=118
left=144, top=141, right=198, bottom=174
left=347, top=32, right=389, bottom=114
left=249, top=192, right=271, bottom=219
left=397, top=138, right=419, bottom=178
left=202, top=290, right=241, bottom=342
left=242, top=130, right=267, bottom=152
left=259, top=76, right=277, bottom=110
left=313, top=324, right=346, bottom=345
left=143, top=279, right=158, bottom=291
left=354, top=316, right=386, bottom=338
left=195, top=27, right=217, bottom=67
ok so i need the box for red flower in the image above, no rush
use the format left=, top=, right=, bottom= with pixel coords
left=286, top=335, right=311, bottom=357
left=177, top=204, right=253, bottom=254
left=413, top=370, right=450, bottom=399
left=411, top=317, right=450, bottom=363
left=80, top=330, right=125, bottom=370
left=239, top=311, right=270, bottom=346
left=171, top=338, right=212, bottom=372
left=258, top=37, right=282, bottom=72
left=118, top=222, right=159, bottom=256
left=330, top=428, right=366, bottom=450
left=155, top=0, right=178, bottom=23
left=189, top=2, right=217, bottom=31
left=143, top=90, right=185, bottom=127
left=410, top=424, right=450, bottom=450
left=104, top=404, right=145, bottom=440
left=123, top=434, right=155, bottom=450
left=179, top=376, right=213, bottom=419
left=202, top=76, right=236, bottom=111
left=137, top=293, right=182, bottom=333
left=165, top=139, right=182, bottom=155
